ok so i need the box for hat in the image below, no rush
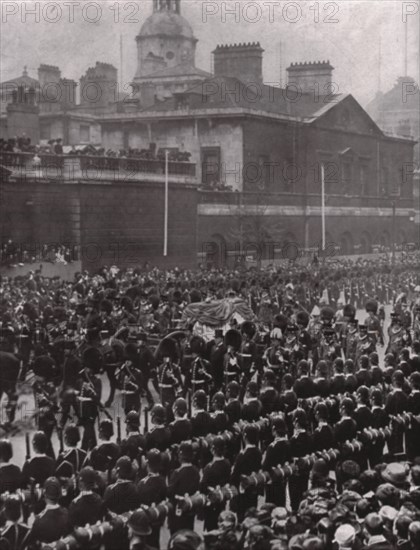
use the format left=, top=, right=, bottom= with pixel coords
left=271, top=507, right=288, bottom=527
left=381, top=463, right=408, bottom=487
left=128, top=510, right=152, bottom=536
left=333, top=524, right=356, bottom=546
left=241, top=321, right=256, bottom=338
left=79, top=466, right=97, bottom=489
left=214, top=329, right=224, bottom=338
left=375, top=483, right=400, bottom=504
left=224, top=329, right=242, bottom=351
left=379, top=505, right=398, bottom=522
left=116, top=456, right=132, bottom=477
left=125, top=411, right=140, bottom=426
left=44, top=477, right=61, bottom=502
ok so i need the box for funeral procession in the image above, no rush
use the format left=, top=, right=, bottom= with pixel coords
left=0, top=1, right=420, bottom=549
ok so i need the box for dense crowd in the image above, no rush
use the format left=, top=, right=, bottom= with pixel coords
left=1, top=240, right=79, bottom=267
left=0, top=257, right=420, bottom=550
left=0, top=137, right=192, bottom=163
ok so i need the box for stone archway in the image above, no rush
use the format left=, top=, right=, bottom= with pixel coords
left=360, top=231, right=372, bottom=254
left=339, top=232, right=354, bottom=255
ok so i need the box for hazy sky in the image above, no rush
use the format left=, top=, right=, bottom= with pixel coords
left=1, top=0, right=419, bottom=107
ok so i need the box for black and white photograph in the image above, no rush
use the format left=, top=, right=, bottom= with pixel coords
left=0, top=0, right=420, bottom=548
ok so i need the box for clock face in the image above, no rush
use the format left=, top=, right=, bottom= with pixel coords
left=181, top=48, right=191, bottom=62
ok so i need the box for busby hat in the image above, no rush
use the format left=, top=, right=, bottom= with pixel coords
left=286, top=324, right=299, bottom=333
left=320, top=307, right=335, bottom=322
left=241, top=321, right=256, bottom=338
left=224, top=329, right=242, bottom=351
left=273, top=314, right=288, bottom=331
left=148, top=294, right=160, bottom=311
left=44, top=477, right=62, bottom=502
left=189, top=335, right=206, bottom=355
left=296, top=311, right=310, bottom=328
left=214, top=329, right=224, bottom=339
left=155, top=337, right=178, bottom=362
left=82, top=347, right=102, bottom=373
left=359, top=324, right=368, bottom=332
left=365, top=300, right=378, bottom=314
left=189, top=289, right=202, bottom=303
left=343, top=304, right=356, bottom=319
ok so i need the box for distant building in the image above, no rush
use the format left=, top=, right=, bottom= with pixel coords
left=0, top=0, right=418, bottom=268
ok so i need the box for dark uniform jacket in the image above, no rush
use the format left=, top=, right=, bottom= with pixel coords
left=354, top=405, right=374, bottom=431
left=22, top=455, right=55, bottom=486
left=30, top=505, right=70, bottom=543
left=68, top=491, right=104, bottom=528
left=334, top=417, right=358, bottom=445
left=313, top=423, right=334, bottom=452
left=167, top=464, right=200, bottom=499
left=231, top=446, right=262, bottom=487
left=169, top=418, right=192, bottom=445
left=0, top=464, right=22, bottom=494
left=137, top=473, right=167, bottom=507
left=104, top=479, right=140, bottom=514
left=200, top=458, right=231, bottom=492
left=262, top=438, right=291, bottom=470
left=0, top=522, right=30, bottom=550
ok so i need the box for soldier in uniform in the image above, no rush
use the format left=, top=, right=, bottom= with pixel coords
left=189, top=336, right=213, bottom=395
left=120, top=411, right=145, bottom=465
left=231, top=424, right=262, bottom=521
left=344, top=319, right=359, bottom=362
left=223, top=329, right=243, bottom=386
left=117, top=345, right=144, bottom=416
left=412, top=305, right=420, bottom=342
left=76, top=349, right=103, bottom=451
left=207, top=329, right=226, bottom=391
left=103, top=456, right=139, bottom=514
left=364, top=299, right=384, bottom=347
left=263, top=328, right=285, bottom=386
left=169, top=397, right=192, bottom=445
left=200, top=435, right=231, bottom=531
left=154, top=338, right=182, bottom=420
left=55, top=424, right=87, bottom=477
left=29, top=477, right=70, bottom=544
left=355, top=325, right=376, bottom=367
left=262, top=416, right=291, bottom=506
left=22, top=432, right=55, bottom=487
left=239, top=322, right=258, bottom=380
left=68, top=467, right=103, bottom=529
left=145, top=405, right=171, bottom=453
left=167, top=442, right=200, bottom=534
left=191, top=390, right=212, bottom=438
left=386, top=313, right=411, bottom=357
left=137, top=449, right=168, bottom=549
left=137, top=332, right=156, bottom=408
left=0, top=495, right=31, bottom=550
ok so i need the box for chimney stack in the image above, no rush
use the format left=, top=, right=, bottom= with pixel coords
left=213, top=42, right=264, bottom=86
left=287, top=61, right=334, bottom=94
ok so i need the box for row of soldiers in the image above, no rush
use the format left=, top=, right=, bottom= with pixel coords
left=2, top=360, right=420, bottom=549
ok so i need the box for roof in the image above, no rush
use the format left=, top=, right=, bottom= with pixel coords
left=138, top=11, right=195, bottom=39
left=136, top=63, right=211, bottom=81
left=1, top=73, right=39, bottom=89
left=140, top=75, right=344, bottom=120
left=366, top=76, right=419, bottom=113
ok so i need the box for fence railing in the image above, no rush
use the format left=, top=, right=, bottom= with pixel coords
left=0, top=152, right=196, bottom=177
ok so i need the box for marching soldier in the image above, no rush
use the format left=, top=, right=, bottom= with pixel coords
left=364, top=299, right=384, bottom=347
left=154, top=338, right=182, bottom=419
left=76, top=353, right=102, bottom=451
left=189, top=336, right=213, bottom=395
left=344, top=318, right=359, bottom=362
left=386, top=313, right=411, bottom=357
left=207, top=329, right=226, bottom=391
left=117, top=345, right=144, bottom=415
left=355, top=325, right=376, bottom=366
left=263, top=328, right=285, bottom=385
left=223, top=330, right=243, bottom=386
left=239, top=322, right=258, bottom=379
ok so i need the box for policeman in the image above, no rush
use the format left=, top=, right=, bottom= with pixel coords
left=169, top=397, right=192, bottom=445
left=145, top=404, right=171, bottom=453
left=55, top=424, right=87, bottom=477
left=191, top=390, right=212, bottom=438
left=262, top=416, right=291, bottom=506
left=0, top=495, right=31, bottom=549
left=103, top=456, right=139, bottom=514
left=68, top=467, right=103, bottom=529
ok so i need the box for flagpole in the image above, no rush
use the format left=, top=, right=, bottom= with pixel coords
left=163, top=151, right=169, bottom=257
left=321, top=163, right=326, bottom=251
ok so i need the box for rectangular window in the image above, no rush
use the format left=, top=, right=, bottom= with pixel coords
left=80, top=124, right=90, bottom=143
left=40, top=124, right=51, bottom=140
left=342, top=162, right=352, bottom=194
left=201, top=146, right=220, bottom=185
left=360, top=164, right=369, bottom=196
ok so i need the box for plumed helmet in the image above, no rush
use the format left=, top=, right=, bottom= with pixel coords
left=189, top=289, right=202, bottom=303
left=224, top=329, right=242, bottom=351
left=365, top=300, right=378, bottom=314
left=189, top=335, right=206, bottom=355
left=149, top=294, right=160, bottom=311
left=343, top=304, right=356, bottom=319
left=82, top=347, right=103, bottom=373
left=241, top=321, right=256, bottom=338
left=296, top=311, right=310, bottom=328
left=320, top=307, right=335, bottom=322
left=155, top=337, right=178, bottom=362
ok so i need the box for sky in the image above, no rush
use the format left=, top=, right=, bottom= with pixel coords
left=1, top=0, right=419, bottom=107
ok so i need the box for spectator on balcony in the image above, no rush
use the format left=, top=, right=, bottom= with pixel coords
left=54, top=139, right=63, bottom=155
